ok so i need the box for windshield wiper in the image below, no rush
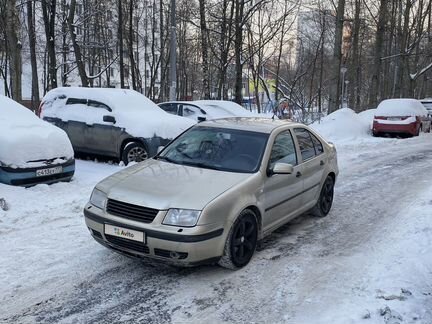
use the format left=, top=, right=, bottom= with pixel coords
left=155, top=155, right=179, bottom=164
left=181, top=161, right=223, bottom=171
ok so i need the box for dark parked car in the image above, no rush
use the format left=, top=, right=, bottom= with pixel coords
left=39, top=88, right=194, bottom=164
left=0, top=95, right=75, bottom=186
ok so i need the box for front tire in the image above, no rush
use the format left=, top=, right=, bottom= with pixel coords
left=121, top=142, right=148, bottom=165
left=311, top=176, right=335, bottom=217
left=218, top=209, right=258, bottom=270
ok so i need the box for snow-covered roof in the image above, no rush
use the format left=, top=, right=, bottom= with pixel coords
left=0, top=95, right=74, bottom=167
left=41, top=87, right=195, bottom=139
left=376, top=99, right=428, bottom=117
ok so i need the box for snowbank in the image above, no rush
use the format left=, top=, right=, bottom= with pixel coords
left=311, top=108, right=374, bottom=144
left=41, top=87, right=195, bottom=139
left=0, top=95, right=74, bottom=167
left=376, top=98, right=427, bottom=117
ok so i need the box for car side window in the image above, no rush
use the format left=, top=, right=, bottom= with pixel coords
left=310, top=133, right=324, bottom=155
left=268, top=130, right=297, bottom=169
left=66, top=98, right=112, bottom=112
left=294, top=128, right=316, bottom=161
left=160, top=103, right=178, bottom=115
left=182, top=105, right=203, bottom=117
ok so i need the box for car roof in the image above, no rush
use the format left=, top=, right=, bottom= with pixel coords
left=196, top=117, right=302, bottom=133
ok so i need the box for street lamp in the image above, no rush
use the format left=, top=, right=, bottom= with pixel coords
left=340, top=67, right=347, bottom=108
left=344, top=80, right=349, bottom=108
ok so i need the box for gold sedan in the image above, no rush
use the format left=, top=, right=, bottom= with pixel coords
left=84, top=117, right=338, bottom=269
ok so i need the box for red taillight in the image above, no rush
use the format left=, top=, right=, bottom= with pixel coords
left=37, top=102, right=44, bottom=117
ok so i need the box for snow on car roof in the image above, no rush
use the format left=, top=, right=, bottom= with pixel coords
left=376, top=99, right=428, bottom=117
left=0, top=95, right=73, bottom=167
left=41, top=87, right=195, bottom=139
left=199, top=117, right=296, bottom=133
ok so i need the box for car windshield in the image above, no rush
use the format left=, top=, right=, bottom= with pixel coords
left=157, top=126, right=268, bottom=173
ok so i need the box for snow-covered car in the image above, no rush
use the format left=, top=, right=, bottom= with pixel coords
left=372, top=99, right=431, bottom=137
left=420, top=98, right=432, bottom=117
left=0, top=95, right=75, bottom=186
left=84, top=117, right=338, bottom=269
left=39, top=88, right=195, bottom=164
left=158, top=100, right=256, bottom=122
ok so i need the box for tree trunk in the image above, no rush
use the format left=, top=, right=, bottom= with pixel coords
left=327, top=0, right=345, bottom=113
left=368, top=0, right=387, bottom=108
left=128, top=0, right=137, bottom=90
left=27, top=0, right=39, bottom=108
left=41, top=0, right=57, bottom=90
left=67, top=0, right=89, bottom=87
left=118, top=0, right=125, bottom=88
left=5, top=0, right=21, bottom=100
left=234, top=0, right=245, bottom=105
left=349, top=0, right=361, bottom=111
left=199, top=0, right=210, bottom=99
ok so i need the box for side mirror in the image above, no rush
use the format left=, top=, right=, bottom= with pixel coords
left=103, top=115, right=116, bottom=124
left=157, top=146, right=164, bottom=154
left=197, top=116, right=206, bottom=122
left=272, top=162, right=294, bottom=175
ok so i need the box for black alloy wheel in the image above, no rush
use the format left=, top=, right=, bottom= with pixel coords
left=312, top=175, right=334, bottom=217
left=219, top=209, right=258, bottom=269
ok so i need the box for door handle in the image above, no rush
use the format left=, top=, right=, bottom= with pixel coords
left=296, top=171, right=302, bottom=178
left=320, top=160, right=325, bottom=166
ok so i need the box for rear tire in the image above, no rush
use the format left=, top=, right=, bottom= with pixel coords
left=121, top=142, right=148, bottom=165
left=311, top=176, right=335, bottom=217
left=218, top=209, right=258, bottom=270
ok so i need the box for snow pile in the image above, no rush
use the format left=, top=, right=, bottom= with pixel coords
left=376, top=98, right=427, bottom=117
left=41, top=87, right=195, bottom=139
left=311, top=108, right=374, bottom=143
left=0, top=95, right=74, bottom=167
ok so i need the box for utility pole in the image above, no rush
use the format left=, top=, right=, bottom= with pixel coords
left=169, top=0, right=176, bottom=100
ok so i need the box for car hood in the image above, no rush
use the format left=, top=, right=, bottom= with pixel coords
left=0, top=101, right=74, bottom=167
left=99, top=159, right=251, bottom=210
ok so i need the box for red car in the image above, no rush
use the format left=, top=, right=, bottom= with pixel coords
left=373, top=99, right=430, bottom=137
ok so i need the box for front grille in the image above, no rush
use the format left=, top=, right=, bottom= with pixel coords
left=154, top=248, right=188, bottom=260
left=105, top=234, right=149, bottom=254
left=106, top=199, right=159, bottom=223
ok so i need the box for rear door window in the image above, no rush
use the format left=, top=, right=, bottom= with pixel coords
left=294, top=128, right=316, bottom=161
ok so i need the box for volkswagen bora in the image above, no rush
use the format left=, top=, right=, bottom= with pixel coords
left=84, top=118, right=338, bottom=269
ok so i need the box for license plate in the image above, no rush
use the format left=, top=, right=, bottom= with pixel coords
left=387, top=117, right=401, bottom=121
left=104, top=224, right=144, bottom=242
left=36, top=166, right=62, bottom=177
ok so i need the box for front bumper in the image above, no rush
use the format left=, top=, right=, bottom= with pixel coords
left=83, top=205, right=225, bottom=266
left=0, top=159, right=75, bottom=186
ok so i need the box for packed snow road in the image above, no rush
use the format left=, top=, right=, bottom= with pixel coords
left=1, top=135, right=432, bottom=324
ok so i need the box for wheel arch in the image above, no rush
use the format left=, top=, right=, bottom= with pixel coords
left=119, top=138, right=148, bottom=159
left=243, top=205, right=262, bottom=236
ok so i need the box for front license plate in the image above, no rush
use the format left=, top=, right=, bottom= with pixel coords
left=387, top=117, right=401, bottom=121
left=36, top=166, right=62, bottom=177
left=104, top=224, right=144, bottom=242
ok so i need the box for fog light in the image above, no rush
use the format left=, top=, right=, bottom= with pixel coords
left=170, top=251, right=180, bottom=259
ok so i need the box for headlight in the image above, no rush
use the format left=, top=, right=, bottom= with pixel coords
left=163, top=209, right=201, bottom=227
left=90, top=188, right=107, bottom=210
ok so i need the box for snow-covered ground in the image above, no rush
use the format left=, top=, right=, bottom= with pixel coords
left=1, top=110, right=432, bottom=323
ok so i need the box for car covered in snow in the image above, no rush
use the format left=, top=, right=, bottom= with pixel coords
left=372, top=98, right=431, bottom=137
left=39, top=88, right=195, bottom=164
left=158, top=100, right=256, bottom=122
left=420, top=98, right=432, bottom=117
left=84, top=117, right=338, bottom=269
left=0, top=95, right=75, bottom=186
